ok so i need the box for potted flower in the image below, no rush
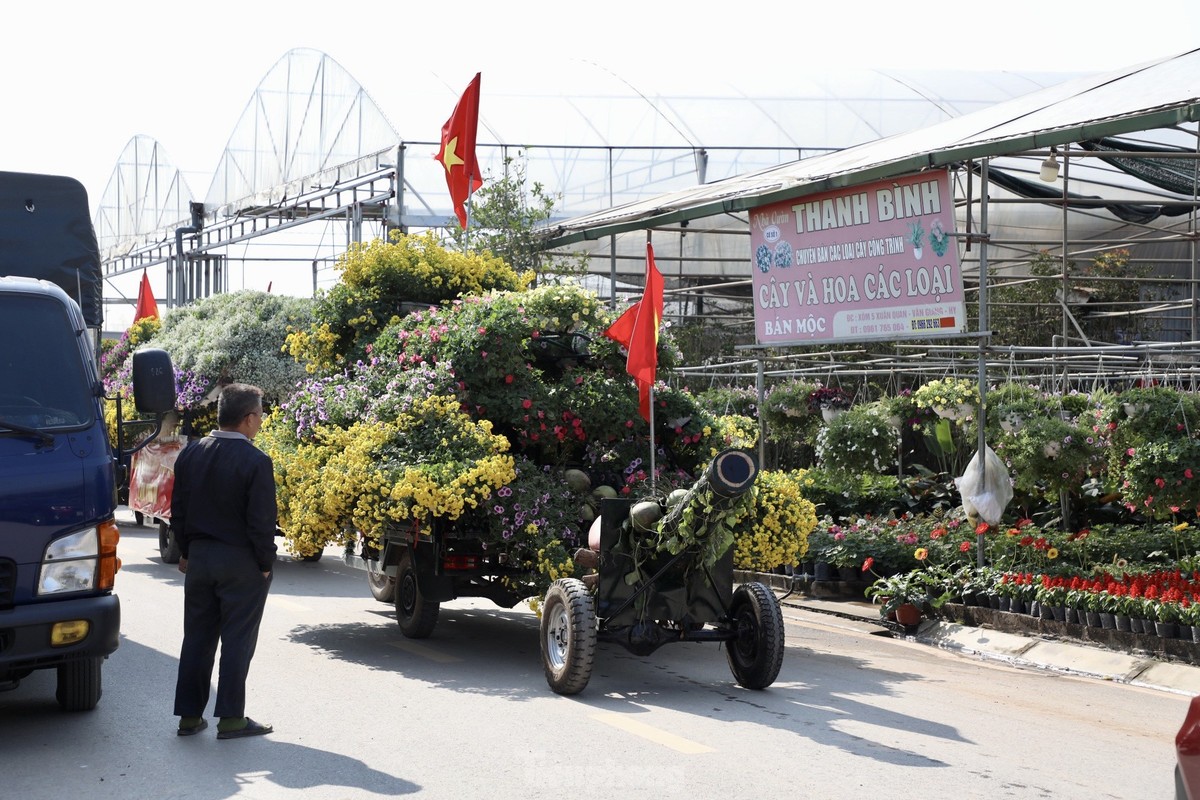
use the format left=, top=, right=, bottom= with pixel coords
left=865, top=570, right=931, bottom=628
left=816, top=404, right=900, bottom=477
left=912, top=377, right=980, bottom=422
left=807, top=386, right=853, bottom=423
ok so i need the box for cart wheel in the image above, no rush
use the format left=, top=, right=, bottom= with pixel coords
left=366, top=557, right=396, bottom=603
left=725, top=582, right=784, bottom=690
left=159, top=520, right=181, bottom=564
left=395, top=549, right=438, bottom=638
left=133, top=511, right=144, bottom=526
left=540, top=578, right=597, bottom=695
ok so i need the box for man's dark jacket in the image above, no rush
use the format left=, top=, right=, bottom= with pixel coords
left=171, top=432, right=278, bottom=572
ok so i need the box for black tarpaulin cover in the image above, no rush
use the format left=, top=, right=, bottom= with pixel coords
left=0, top=172, right=102, bottom=327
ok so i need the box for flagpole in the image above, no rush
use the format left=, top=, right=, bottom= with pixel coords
left=646, top=232, right=656, bottom=494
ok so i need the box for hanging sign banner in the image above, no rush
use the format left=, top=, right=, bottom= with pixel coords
left=749, top=169, right=965, bottom=346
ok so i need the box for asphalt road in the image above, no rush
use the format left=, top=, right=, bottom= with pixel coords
left=0, top=512, right=1189, bottom=799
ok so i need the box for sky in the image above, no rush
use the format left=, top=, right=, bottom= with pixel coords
left=4, top=0, right=1197, bottom=208
left=2, top=0, right=1198, bottom=329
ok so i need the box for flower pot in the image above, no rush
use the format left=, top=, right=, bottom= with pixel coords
left=1192, top=625, right=1200, bottom=644
left=1115, top=614, right=1132, bottom=632
left=988, top=594, right=1001, bottom=610
left=1051, top=605, right=1066, bottom=622
left=998, top=596, right=1011, bottom=612
left=1064, top=607, right=1080, bottom=625
left=895, top=603, right=922, bottom=628
left=837, top=566, right=864, bottom=583
left=1039, top=602, right=1054, bottom=620
left=1156, top=621, right=1179, bottom=639
left=821, top=407, right=844, bottom=424
left=814, top=562, right=836, bottom=582
left=1028, top=600, right=1041, bottom=617
left=1009, top=598, right=1025, bottom=615
left=1085, top=611, right=1102, bottom=627
left=1099, top=612, right=1116, bottom=629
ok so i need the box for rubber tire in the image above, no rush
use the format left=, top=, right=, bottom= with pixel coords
left=725, top=582, right=785, bottom=690
left=298, top=551, right=323, bottom=563
left=133, top=511, right=144, bottom=526
left=540, top=578, right=597, bottom=695
left=395, top=549, right=439, bottom=638
left=56, top=657, right=102, bottom=711
left=367, top=558, right=396, bottom=603
left=159, top=520, right=181, bottom=564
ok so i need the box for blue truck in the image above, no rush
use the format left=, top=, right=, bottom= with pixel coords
left=0, top=172, right=175, bottom=710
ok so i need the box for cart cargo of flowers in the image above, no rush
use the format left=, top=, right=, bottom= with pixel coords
left=264, top=234, right=794, bottom=694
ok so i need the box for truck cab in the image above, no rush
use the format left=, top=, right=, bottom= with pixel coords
left=0, top=172, right=174, bottom=710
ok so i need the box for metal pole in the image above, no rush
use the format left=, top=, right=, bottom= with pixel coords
left=976, top=160, right=991, bottom=568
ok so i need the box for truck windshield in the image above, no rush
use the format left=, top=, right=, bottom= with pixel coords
left=0, top=294, right=94, bottom=429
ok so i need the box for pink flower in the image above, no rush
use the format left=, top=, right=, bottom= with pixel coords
left=1127, top=448, right=1136, bottom=456
left=521, top=398, right=532, bottom=409
left=1187, top=469, right=1194, bottom=479
left=833, top=532, right=846, bottom=541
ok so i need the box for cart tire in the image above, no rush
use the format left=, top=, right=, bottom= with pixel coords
left=56, top=657, right=102, bottom=711
left=367, top=558, right=396, bottom=603
left=540, top=578, right=597, bottom=695
left=725, top=582, right=784, bottom=690
left=133, top=511, right=144, bottom=526
left=395, top=549, right=438, bottom=638
left=159, top=520, right=181, bottom=564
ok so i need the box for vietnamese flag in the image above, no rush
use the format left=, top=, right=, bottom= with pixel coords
left=133, top=269, right=159, bottom=323
left=434, top=72, right=482, bottom=229
left=604, top=242, right=663, bottom=421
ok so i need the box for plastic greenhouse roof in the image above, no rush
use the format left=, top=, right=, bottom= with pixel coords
left=544, top=48, right=1200, bottom=247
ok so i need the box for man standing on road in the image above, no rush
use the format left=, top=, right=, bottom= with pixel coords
left=171, top=383, right=277, bottom=739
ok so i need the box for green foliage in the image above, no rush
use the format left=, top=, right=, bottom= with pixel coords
left=460, top=152, right=564, bottom=275
left=292, top=231, right=531, bottom=369
left=151, top=290, right=313, bottom=405
left=817, top=402, right=900, bottom=476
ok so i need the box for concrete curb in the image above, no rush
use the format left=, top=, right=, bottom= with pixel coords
left=766, top=584, right=1200, bottom=697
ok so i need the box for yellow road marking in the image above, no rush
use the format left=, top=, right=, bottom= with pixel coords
left=590, top=712, right=714, bottom=753
left=386, top=639, right=463, bottom=663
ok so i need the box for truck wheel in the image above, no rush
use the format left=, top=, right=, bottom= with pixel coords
left=725, top=582, right=785, bottom=690
left=395, top=549, right=438, bottom=638
left=540, top=578, right=596, bottom=695
left=159, top=521, right=181, bottom=564
left=159, top=520, right=180, bottom=563
left=367, top=558, right=396, bottom=603
left=56, top=657, right=102, bottom=711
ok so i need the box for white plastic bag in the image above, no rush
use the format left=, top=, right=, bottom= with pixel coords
left=954, top=445, right=1012, bottom=526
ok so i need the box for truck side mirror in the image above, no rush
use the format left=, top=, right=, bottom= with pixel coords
left=131, top=348, right=176, bottom=414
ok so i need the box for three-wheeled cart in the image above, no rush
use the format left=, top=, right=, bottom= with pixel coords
left=346, top=449, right=785, bottom=695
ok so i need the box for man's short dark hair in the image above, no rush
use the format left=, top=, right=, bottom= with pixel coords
left=217, top=383, right=264, bottom=427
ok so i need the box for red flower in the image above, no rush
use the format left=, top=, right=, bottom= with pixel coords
left=862, top=557, right=875, bottom=573
left=975, top=521, right=990, bottom=535
left=959, top=541, right=971, bottom=553
left=521, top=398, right=533, bottom=409
left=505, top=374, right=514, bottom=384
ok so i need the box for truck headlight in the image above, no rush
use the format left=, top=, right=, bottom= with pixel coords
left=38, top=527, right=101, bottom=595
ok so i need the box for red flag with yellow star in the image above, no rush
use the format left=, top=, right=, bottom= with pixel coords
left=434, top=72, right=482, bottom=229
